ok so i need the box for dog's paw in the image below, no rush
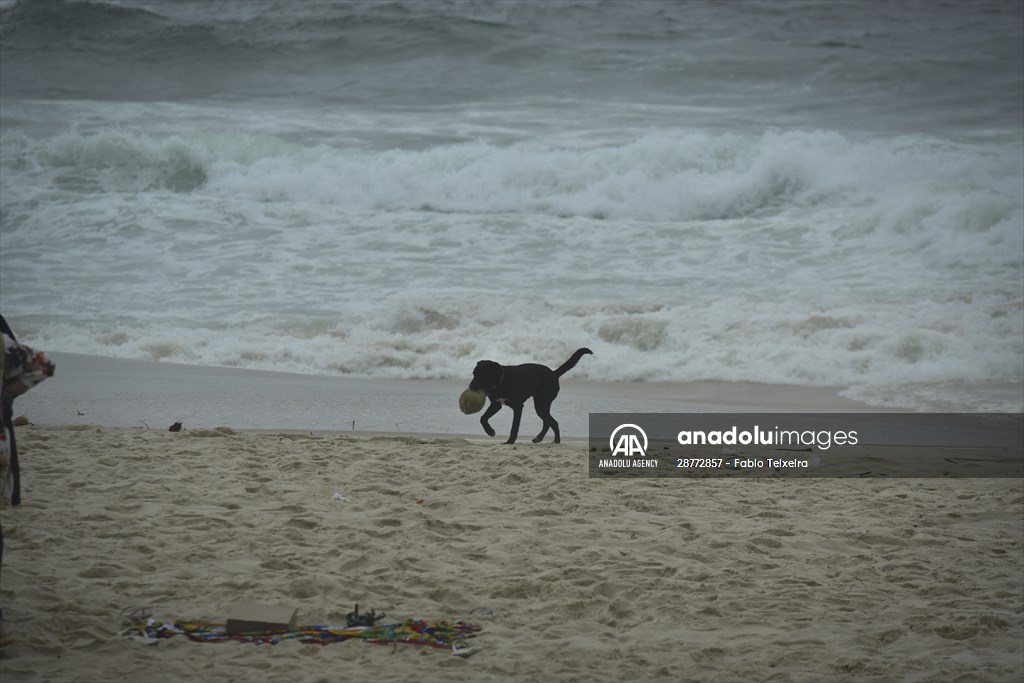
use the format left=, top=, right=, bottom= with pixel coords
left=483, top=425, right=495, bottom=437
left=504, top=438, right=517, bottom=445
left=532, top=436, right=543, bottom=443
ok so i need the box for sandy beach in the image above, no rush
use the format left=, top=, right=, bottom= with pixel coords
left=1, top=357, right=1022, bottom=682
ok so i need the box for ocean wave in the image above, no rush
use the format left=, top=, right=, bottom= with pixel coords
left=3, top=0, right=1020, bottom=129
left=11, top=289, right=1023, bottom=412
left=0, top=0, right=166, bottom=33
left=10, top=124, right=1022, bottom=234
left=0, top=0, right=545, bottom=101
left=1, top=1, right=1020, bottom=416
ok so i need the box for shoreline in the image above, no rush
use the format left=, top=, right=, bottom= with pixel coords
left=13, top=352, right=901, bottom=436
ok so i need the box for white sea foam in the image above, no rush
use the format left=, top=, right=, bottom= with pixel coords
left=13, top=119, right=1021, bottom=232
left=3, top=119, right=1021, bottom=414
left=12, top=285, right=1022, bottom=412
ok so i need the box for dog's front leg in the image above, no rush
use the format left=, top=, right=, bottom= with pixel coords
left=480, top=401, right=502, bottom=437
left=505, top=403, right=525, bottom=444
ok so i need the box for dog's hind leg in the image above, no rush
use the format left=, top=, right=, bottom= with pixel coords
left=532, top=399, right=560, bottom=444
left=480, top=401, right=502, bottom=437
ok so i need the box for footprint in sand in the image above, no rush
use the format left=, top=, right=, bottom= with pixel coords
left=77, top=565, right=121, bottom=579
left=284, top=517, right=319, bottom=530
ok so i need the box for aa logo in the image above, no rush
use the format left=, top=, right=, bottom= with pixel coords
left=609, top=423, right=648, bottom=458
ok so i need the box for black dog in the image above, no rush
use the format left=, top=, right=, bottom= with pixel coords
left=468, top=347, right=592, bottom=444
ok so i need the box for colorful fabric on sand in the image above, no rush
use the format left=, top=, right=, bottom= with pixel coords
left=120, top=609, right=482, bottom=652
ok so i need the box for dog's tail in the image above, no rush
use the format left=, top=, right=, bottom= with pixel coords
left=554, top=347, right=593, bottom=377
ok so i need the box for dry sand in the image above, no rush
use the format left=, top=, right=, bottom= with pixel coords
left=1, top=423, right=1022, bottom=683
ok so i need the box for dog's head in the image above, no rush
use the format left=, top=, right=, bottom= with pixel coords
left=469, top=360, right=502, bottom=393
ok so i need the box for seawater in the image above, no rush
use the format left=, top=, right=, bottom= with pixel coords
left=1, top=0, right=1021, bottom=412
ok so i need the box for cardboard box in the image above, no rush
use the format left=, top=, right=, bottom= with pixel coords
left=225, top=602, right=298, bottom=635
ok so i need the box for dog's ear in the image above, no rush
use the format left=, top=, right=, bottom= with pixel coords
left=473, top=360, right=499, bottom=379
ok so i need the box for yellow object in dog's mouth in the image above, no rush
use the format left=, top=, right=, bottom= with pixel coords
left=459, top=388, right=487, bottom=415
